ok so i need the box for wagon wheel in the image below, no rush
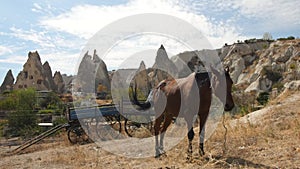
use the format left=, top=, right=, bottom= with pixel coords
left=67, top=125, right=90, bottom=144
left=104, top=116, right=118, bottom=126
left=124, top=118, right=139, bottom=137
left=143, top=120, right=154, bottom=134
left=124, top=117, right=153, bottom=138
left=95, top=115, right=121, bottom=140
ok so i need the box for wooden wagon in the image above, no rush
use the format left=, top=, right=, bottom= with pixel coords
left=66, top=100, right=155, bottom=144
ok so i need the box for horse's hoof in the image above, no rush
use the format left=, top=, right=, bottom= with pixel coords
left=161, top=152, right=167, bottom=157
left=155, top=153, right=167, bottom=158
left=186, top=150, right=193, bottom=162
left=186, top=155, right=193, bottom=163
left=199, top=150, right=205, bottom=156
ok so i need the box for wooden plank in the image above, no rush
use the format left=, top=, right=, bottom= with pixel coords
left=69, top=106, right=120, bottom=120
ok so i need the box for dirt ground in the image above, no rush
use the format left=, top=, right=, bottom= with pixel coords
left=1, top=91, right=300, bottom=169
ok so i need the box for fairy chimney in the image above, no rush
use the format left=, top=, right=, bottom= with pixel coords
left=0, top=69, right=15, bottom=92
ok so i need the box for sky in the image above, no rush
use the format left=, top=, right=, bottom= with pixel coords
left=0, top=0, right=299, bottom=83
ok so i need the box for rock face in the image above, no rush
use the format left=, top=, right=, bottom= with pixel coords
left=53, top=71, right=65, bottom=93
left=171, top=49, right=219, bottom=77
left=222, top=39, right=300, bottom=93
left=167, top=39, right=300, bottom=95
left=222, top=42, right=266, bottom=84
left=12, top=51, right=64, bottom=93
left=284, top=80, right=300, bottom=91
left=0, top=70, right=14, bottom=92
left=94, top=50, right=110, bottom=91
left=76, top=50, right=110, bottom=93
left=132, top=61, right=151, bottom=97
left=43, top=61, right=56, bottom=90
left=152, top=45, right=178, bottom=82
left=62, top=74, right=74, bottom=93
left=14, top=51, right=49, bottom=91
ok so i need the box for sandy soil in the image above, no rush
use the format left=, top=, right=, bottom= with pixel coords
left=1, top=91, right=300, bottom=169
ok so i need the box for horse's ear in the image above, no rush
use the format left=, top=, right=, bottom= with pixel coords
left=225, top=66, right=230, bottom=73
left=210, top=65, right=221, bottom=77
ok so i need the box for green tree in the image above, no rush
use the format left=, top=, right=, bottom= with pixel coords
left=2, top=88, right=38, bottom=137
left=38, top=91, right=63, bottom=112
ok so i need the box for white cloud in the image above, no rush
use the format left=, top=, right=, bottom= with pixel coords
left=32, top=3, right=42, bottom=13
left=40, top=52, right=79, bottom=75
left=102, top=34, right=191, bottom=69
left=0, top=46, right=13, bottom=55
left=36, top=0, right=255, bottom=75
left=10, top=27, right=56, bottom=48
left=234, top=0, right=298, bottom=20
left=0, top=55, right=26, bottom=64
left=233, top=0, right=300, bottom=31
left=39, top=0, right=244, bottom=48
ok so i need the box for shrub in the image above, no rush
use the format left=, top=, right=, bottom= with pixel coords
left=53, top=116, right=68, bottom=126
left=277, top=36, right=295, bottom=41
left=272, top=82, right=284, bottom=91
left=262, top=44, right=268, bottom=49
left=257, top=92, right=270, bottom=105
left=290, top=63, right=296, bottom=70
left=231, top=92, right=256, bottom=117
left=0, top=120, right=8, bottom=137
left=7, top=110, right=38, bottom=137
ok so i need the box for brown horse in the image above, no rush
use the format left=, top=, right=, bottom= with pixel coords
left=132, top=67, right=234, bottom=158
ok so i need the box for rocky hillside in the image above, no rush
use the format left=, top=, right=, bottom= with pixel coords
left=172, top=39, right=300, bottom=95
left=224, top=39, right=299, bottom=93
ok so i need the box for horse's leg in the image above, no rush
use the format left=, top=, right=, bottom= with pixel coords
left=185, top=113, right=195, bottom=160
left=154, top=115, right=164, bottom=158
left=200, top=124, right=205, bottom=155
left=199, top=111, right=209, bottom=156
left=187, top=123, right=195, bottom=160
left=159, top=114, right=172, bottom=156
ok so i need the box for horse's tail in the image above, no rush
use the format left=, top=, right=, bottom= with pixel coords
left=131, top=85, right=151, bottom=110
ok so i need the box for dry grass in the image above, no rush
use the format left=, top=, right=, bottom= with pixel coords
left=205, top=91, right=300, bottom=168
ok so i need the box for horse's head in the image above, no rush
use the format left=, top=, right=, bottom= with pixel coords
left=211, top=66, right=235, bottom=111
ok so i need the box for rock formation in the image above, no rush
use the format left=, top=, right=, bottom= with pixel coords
left=94, top=50, right=110, bottom=91
left=62, top=74, right=75, bottom=93
left=152, top=45, right=178, bottom=82
left=132, top=61, right=151, bottom=98
left=14, top=51, right=49, bottom=91
left=12, top=51, right=65, bottom=93
left=53, top=71, right=65, bottom=93
left=76, top=50, right=110, bottom=93
left=43, top=61, right=56, bottom=90
left=0, top=69, right=14, bottom=92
